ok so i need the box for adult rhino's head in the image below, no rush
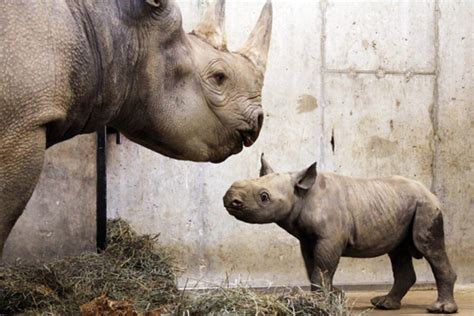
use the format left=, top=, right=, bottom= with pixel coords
left=113, top=0, right=272, bottom=163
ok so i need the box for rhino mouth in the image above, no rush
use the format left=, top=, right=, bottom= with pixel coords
left=225, top=206, right=245, bottom=218
left=211, top=112, right=263, bottom=163
left=239, top=130, right=258, bottom=147
left=238, top=112, right=264, bottom=147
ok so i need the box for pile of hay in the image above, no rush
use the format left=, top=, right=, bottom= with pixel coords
left=0, top=219, right=348, bottom=315
left=181, top=284, right=347, bottom=315
left=0, top=219, right=179, bottom=314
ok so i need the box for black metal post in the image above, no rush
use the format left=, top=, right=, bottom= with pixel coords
left=96, top=127, right=107, bottom=251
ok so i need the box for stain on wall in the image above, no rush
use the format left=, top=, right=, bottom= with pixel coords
left=367, top=136, right=398, bottom=158
left=297, top=94, right=318, bottom=114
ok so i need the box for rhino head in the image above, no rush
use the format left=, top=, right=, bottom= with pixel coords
left=112, top=0, right=272, bottom=163
left=223, top=154, right=317, bottom=223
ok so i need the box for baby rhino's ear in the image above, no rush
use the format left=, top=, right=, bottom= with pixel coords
left=260, top=153, right=274, bottom=177
left=294, top=162, right=317, bottom=191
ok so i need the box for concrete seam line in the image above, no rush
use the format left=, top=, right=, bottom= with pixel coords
left=430, top=0, right=441, bottom=194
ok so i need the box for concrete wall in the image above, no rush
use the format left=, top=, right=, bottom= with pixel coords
left=4, top=135, right=96, bottom=263
left=108, top=0, right=473, bottom=288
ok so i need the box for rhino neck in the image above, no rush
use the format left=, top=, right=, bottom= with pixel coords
left=43, top=0, right=141, bottom=145
left=276, top=200, right=305, bottom=239
left=53, top=0, right=184, bottom=141
left=105, top=1, right=193, bottom=136
left=70, top=1, right=141, bottom=133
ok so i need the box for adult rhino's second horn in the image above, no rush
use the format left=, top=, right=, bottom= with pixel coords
left=192, top=0, right=227, bottom=50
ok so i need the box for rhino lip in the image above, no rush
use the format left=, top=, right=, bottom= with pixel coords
left=239, top=130, right=258, bottom=147
left=238, top=111, right=264, bottom=147
left=225, top=206, right=243, bottom=217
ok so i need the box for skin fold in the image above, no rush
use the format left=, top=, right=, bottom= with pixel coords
left=0, top=0, right=272, bottom=257
left=223, top=154, right=458, bottom=314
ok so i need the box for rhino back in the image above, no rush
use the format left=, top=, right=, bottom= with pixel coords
left=308, top=173, right=426, bottom=257
left=0, top=1, right=99, bottom=144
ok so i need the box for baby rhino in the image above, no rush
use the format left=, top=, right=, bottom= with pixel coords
left=223, top=154, right=457, bottom=314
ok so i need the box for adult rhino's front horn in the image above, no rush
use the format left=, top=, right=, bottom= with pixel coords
left=238, top=0, right=273, bottom=74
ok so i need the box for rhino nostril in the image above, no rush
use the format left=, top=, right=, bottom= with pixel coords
left=231, top=199, right=243, bottom=209
left=257, top=112, right=264, bottom=130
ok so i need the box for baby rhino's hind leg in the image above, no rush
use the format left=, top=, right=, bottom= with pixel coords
left=371, top=246, right=416, bottom=310
left=413, top=203, right=457, bottom=314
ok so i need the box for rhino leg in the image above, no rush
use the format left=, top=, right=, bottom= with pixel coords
left=371, top=246, right=416, bottom=310
left=412, top=203, right=458, bottom=314
left=300, top=239, right=314, bottom=280
left=305, top=239, right=342, bottom=292
left=0, top=128, right=46, bottom=259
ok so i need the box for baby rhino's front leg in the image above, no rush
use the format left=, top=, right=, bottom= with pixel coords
left=300, top=238, right=343, bottom=292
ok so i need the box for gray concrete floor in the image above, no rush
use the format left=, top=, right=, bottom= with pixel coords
left=347, top=287, right=474, bottom=315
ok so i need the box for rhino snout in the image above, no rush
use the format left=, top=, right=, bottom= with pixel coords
left=223, top=189, right=245, bottom=211
left=230, top=199, right=243, bottom=209
left=239, top=109, right=264, bottom=148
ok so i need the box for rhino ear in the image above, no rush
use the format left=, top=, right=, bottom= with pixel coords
left=192, top=0, right=227, bottom=50
left=239, top=0, right=273, bottom=74
left=260, top=153, right=274, bottom=177
left=294, top=162, right=317, bottom=192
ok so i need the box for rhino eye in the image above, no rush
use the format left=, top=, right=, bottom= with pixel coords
left=213, top=72, right=227, bottom=86
left=260, top=191, right=270, bottom=203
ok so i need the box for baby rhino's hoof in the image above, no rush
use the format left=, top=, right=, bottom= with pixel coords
left=427, top=300, right=458, bottom=314
left=371, top=295, right=401, bottom=310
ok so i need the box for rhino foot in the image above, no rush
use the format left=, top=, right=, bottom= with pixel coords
left=370, top=295, right=401, bottom=310
left=427, top=300, right=458, bottom=314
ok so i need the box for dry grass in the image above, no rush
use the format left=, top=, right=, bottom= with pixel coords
left=0, top=219, right=348, bottom=315
left=179, top=283, right=347, bottom=315
left=0, top=219, right=179, bottom=314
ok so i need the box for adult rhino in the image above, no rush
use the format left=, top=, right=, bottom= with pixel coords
left=0, top=0, right=272, bottom=257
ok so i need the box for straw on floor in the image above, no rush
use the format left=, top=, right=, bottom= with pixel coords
left=0, top=219, right=348, bottom=315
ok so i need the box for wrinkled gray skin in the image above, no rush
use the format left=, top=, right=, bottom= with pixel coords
left=224, top=154, right=458, bottom=314
left=0, top=0, right=272, bottom=257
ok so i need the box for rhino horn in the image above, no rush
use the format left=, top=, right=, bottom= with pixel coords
left=260, top=153, right=274, bottom=177
left=193, top=0, right=227, bottom=50
left=239, top=0, right=273, bottom=74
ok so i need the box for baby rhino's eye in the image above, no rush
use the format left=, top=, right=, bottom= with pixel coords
left=260, top=191, right=270, bottom=203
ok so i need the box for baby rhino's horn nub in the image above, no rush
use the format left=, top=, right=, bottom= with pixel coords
left=260, top=153, right=274, bottom=176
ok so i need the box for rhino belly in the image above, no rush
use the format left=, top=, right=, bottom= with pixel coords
left=342, top=206, right=415, bottom=258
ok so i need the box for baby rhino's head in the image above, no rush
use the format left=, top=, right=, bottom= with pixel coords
left=223, top=154, right=317, bottom=224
